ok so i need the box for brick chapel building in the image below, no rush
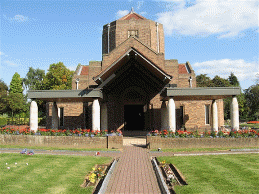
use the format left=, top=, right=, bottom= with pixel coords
left=28, top=9, right=240, bottom=133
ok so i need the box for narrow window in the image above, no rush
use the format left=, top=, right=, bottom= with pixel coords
left=205, top=105, right=210, bottom=125
left=59, top=107, right=64, bottom=127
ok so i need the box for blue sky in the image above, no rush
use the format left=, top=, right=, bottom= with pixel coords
left=0, top=0, right=258, bottom=90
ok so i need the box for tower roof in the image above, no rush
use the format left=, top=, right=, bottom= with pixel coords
left=118, top=8, right=146, bottom=20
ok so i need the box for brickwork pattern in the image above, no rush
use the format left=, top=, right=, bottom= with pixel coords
left=147, top=136, right=259, bottom=150
left=105, top=146, right=162, bottom=194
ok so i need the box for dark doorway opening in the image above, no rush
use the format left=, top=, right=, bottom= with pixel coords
left=124, top=105, right=144, bottom=131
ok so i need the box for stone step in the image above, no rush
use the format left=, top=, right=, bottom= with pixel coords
left=123, top=137, right=146, bottom=146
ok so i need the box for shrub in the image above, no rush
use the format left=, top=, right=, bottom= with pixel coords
left=0, top=118, right=7, bottom=126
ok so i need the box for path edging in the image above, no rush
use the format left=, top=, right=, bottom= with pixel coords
left=98, top=159, right=118, bottom=194
left=151, top=157, right=171, bottom=194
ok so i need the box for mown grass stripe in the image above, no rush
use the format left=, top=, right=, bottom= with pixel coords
left=0, top=153, right=112, bottom=194
left=158, top=154, right=259, bottom=194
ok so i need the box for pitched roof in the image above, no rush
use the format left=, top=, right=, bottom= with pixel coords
left=118, top=8, right=146, bottom=20
left=179, top=64, right=188, bottom=74
left=80, top=66, right=89, bottom=75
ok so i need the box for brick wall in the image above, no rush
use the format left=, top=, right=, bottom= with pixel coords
left=102, top=37, right=165, bottom=71
left=46, top=101, right=85, bottom=129
left=1, top=135, right=123, bottom=149
left=146, top=136, right=259, bottom=149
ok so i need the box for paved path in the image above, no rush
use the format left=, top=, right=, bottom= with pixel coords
left=105, top=146, right=162, bottom=194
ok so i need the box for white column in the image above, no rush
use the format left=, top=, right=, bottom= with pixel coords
left=161, top=101, right=167, bottom=130
left=52, top=102, right=59, bottom=129
left=30, top=101, right=38, bottom=132
left=92, top=98, right=100, bottom=131
left=101, top=103, right=108, bottom=130
left=167, top=97, right=176, bottom=132
left=231, top=96, right=239, bottom=130
left=212, top=100, right=218, bottom=132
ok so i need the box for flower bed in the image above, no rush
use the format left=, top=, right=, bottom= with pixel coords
left=147, top=129, right=259, bottom=138
left=247, top=121, right=259, bottom=124
left=81, top=164, right=108, bottom=188
left=0, top=127, right=123, bottom=149
left=0, top=127, right=122, bottom=137
left=146, top=130, right=259, bottom=149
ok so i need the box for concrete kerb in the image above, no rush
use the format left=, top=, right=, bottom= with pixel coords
left=98, top=159, right=118, bottom=194
left=173, top=151, right=259, bottom=157
left=0, top=146, right=121, bottom=153
left=151, top=157, right=171, bottom=194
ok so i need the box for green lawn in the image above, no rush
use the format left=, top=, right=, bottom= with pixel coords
left=240, top=123, right=259, bottom=129
left=158, top=154, right=259, bottom=194
left=0, top=153, right=112, bottom=194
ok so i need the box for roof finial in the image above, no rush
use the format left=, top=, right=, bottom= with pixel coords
left=130, top=7, right=134, bottom=13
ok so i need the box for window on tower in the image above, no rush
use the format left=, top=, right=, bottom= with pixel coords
left=128, top=30, right=138, bottom=38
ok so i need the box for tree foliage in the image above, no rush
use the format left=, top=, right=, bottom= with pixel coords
left=196, top=74, right=231, bottom=87
left=43, top=62, right=74, bottom=90
left=245, top=84, right=259, bottom=120
left=23, top=67, right=45, bottom=90
left=228, top=72, right=240, bottom=87
left=196, top=74, right=212, bottom=87
left=8, top=73, right=27, bottom=116
left=0, top=79, right=8, bottom=114
left=211, top=76, right=232, bottom=87
left=9, top=72, right=23, bottom=94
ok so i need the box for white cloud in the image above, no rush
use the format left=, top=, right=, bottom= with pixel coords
left=67, top=66, right=77, bottom=71
left=7, top=15, right=29, bottom=22
left=4, top=60, right=18, bottom=66
left=157, top=0, right=259, bottom=38
left=0, top=52, right=5, bottom=56
left=137, top=1, right=144, bottom=10
left=140, top=12, right=147, bottom=16
left=116, top=10, right=129, bottom=19
left=193, top=59, right=259, bottom=82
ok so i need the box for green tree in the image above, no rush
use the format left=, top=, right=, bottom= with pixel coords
left=9, top=72, right=23, bottom=94
left=0, top=79, right=8, bottom=114
left=196, top=74, right=212, bottom=87
left=245, top=84, right=259, bottom=120
left=43, top=62, right=74, bottom=90
left=23, top=67, right=45, bottom=90
left=228, top=72, right=240, bottom=86
left=23, top=67, right=46, bottom=116
left=211, top=76, right=231, bottom=87
left=7, top=73, right=26, bottom=117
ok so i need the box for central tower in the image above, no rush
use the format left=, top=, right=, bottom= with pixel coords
left=102, top=9, right=165, bottom=55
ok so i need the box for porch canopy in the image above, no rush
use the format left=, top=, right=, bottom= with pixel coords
left=160, top=87, right=241, bottom=132
left=27, top=88, right=103, bottom=102
left=161, top=87, right=241, bottom=101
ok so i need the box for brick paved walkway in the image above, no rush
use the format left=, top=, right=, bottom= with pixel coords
left=105, top=146, right=162, bottom=194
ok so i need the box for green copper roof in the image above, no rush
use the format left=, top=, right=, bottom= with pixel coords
left=28, top=89, right=103, bottom=101
left=161, top=87, right=241, bottom=100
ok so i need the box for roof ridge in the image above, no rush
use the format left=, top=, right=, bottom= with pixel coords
left=118, top=9, right=146, bottom=20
